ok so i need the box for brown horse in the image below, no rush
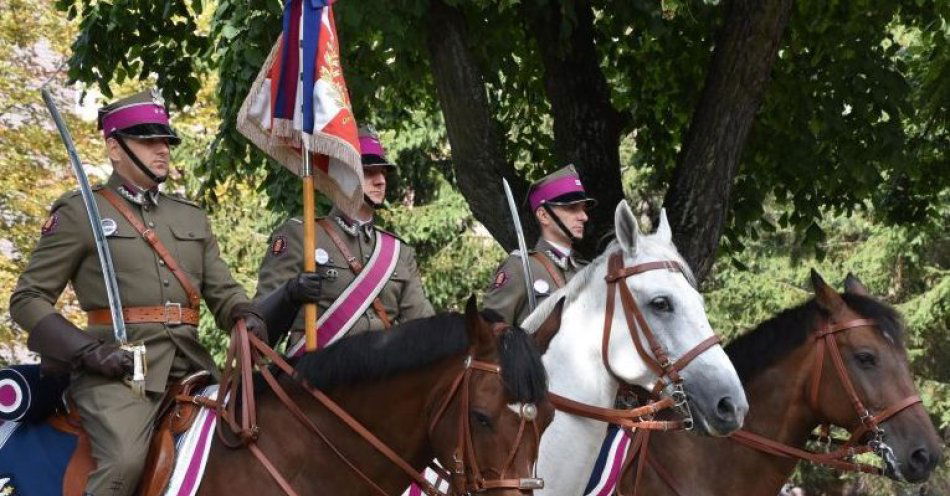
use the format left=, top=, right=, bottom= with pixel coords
left=619, top=270, right=942, bottom=495
left=197, top=297, right=557, bottom=495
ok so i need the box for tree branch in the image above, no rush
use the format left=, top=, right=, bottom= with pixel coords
left=525, top=0, right=624, bottom=256
left=426, top=0, right=536, bottom=252
left=664, top=0, right=795, bottom=283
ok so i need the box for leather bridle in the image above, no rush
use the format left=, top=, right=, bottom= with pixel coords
left=200, top=320, right=545, bottom=496
left=428, top=355, right=545, bottom=494
left=731, top=318, right=922, bottom=476
left=625, top=317, right=925, bottom=496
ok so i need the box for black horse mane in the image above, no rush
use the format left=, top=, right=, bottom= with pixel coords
left=293, top=311, right=548, bottom=403
left=725, top=293, right=905, bottom=383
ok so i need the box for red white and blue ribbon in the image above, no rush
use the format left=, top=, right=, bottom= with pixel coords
left=238, top=0, right=364, bottom=218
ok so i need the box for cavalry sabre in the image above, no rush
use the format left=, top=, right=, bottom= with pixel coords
left=41, top=87, right=146, bottom=396
left=502, top=178, right=537, bottom=313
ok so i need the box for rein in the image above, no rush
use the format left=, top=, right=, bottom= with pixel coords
left=198, top=320, right=543, bottom=496
left=624, top=318, right=924, bottom=495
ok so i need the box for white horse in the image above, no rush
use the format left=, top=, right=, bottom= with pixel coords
left=521, top=200, right=749, bottom=495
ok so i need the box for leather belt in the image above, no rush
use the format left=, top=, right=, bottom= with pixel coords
left=87, top=303, right=200, bottom=326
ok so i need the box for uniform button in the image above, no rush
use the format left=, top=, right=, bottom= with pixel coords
left=147, top=221, right=155, bottom=228
left=188, top=232, right=195, bottom=238
left=163, top=279, right=170, bottom=286
left=159, top=259, right=165, bottom=266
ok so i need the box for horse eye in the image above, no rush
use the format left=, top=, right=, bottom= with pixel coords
left=854, top=351, right=877, bottom=368
left=470, top=410, right=493, bottom=429
left=650, top=296, right=673, bottom=313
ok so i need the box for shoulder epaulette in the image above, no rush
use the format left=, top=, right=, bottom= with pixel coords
left=50, top=189, right=83, bottom=213
left=163, top=193, right=202, bottom=209
left=508, top=249, right=538, bottom=258
left=373, top=225, right=407, bottom=244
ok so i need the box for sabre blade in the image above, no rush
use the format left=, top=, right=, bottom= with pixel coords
left=502, top=178, right=537, bottom=313
left=41, top=88, right=128, bottom=344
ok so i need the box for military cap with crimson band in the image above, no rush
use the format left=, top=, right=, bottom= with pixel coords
left=97, top=89, right=181, bottom=146
left=527, top=164, right=597, bottom=211
left=358, top=126, right=396, bottom=169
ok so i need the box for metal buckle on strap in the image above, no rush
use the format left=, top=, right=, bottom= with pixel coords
left=164, top=301, right=183, bottom=325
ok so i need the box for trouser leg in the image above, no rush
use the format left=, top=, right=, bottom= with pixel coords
left=71, top=376, right=164, bottom=496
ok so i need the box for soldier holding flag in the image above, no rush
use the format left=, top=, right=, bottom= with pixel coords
left=9, top=90, right=267, bottom=496
left=484, top=164, right=596, bottom=326
left=254, top=126, right=434, bottom=352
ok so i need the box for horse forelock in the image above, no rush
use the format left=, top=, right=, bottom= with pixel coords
left=497, top=326, right=549, bottom=404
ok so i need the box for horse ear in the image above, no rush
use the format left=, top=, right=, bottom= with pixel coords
left=533, top=297, right=565, bottom=355
left=843, top=272, right=870, bottom=296
left=615, top=200, right=640, bottom=255
left=464, top=295, right=492, bottom=352
left=811, top=269, right=844, bottom=313
left=654, top=208, right=673, bottom=245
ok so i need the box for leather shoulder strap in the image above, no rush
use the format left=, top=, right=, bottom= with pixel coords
left=529, top=252, right=566, bottom=288
left=98, top=188, right=201, bottom=309
left=316, top=219, right=392, bottom=328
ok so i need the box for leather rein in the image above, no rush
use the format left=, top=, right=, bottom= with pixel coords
left=624, top=318, right=924, bottom=496
left=548, top=252, right=721, bottom=433
left=190, top=320, right=543, bottom=496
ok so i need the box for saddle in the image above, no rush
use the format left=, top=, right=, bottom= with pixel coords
left=56, top=371, right=212, bottom=496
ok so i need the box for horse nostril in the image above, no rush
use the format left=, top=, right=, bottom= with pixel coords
left=909, top=446, right=937, bottom=475
left=716, top=396, right=737, bottom=420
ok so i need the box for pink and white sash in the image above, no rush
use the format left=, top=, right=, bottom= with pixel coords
left=289, top=232, right=401, bottom=356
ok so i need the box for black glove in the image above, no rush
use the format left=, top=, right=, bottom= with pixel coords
left=231, top=302, right=269, bottom=344
left=286, top=272, right=324, bottom=304
left=28, top=313, right=132, bottom=378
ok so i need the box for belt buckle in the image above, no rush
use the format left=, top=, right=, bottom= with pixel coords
left=164, top=302, right=183, bottom=325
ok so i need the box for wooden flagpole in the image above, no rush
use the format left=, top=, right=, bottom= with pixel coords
left=302, top=140, right=318, bottom=352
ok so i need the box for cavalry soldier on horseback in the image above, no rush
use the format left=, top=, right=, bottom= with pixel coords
left=255, top=125, right=434, bottom=351
left=484, top=164, right=596, bottom=325
left=9, top=89, right=267, bottom=496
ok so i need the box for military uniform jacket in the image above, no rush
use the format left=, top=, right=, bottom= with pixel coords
left=9, top=173, right=251, bottom=392
left=254, top=208, right=435, bottom=336
left=483, top=238, right=587, bottom=326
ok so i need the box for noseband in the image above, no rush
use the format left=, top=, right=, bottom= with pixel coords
left=429, top=350, right=544, bottom=494
left=601, top=252, right=721, bottom=428
left=808, top=318, right=922, bottom=458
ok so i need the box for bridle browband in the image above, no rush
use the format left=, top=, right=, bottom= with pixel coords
left=200, top=320, right=544, bottom=496
left=626, top=317, right=925, bottom=496
left=548, top=252, right=722, bottom=433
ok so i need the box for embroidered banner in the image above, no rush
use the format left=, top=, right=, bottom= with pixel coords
left=288, top=232, right=400, bottom=356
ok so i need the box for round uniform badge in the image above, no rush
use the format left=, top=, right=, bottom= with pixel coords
left=40, top=212, right=59, bottom=236
left=270, top=236, right=287, bottom=256
left=315, top=248, right=330, bottom=265
left=533, top=279, right=550, bottom=295
left=101, top=218, right=117, bottom=236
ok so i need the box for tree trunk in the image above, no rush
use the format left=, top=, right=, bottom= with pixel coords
left=664, top=0, right=795, bottom=283
left=425, top=0, right=536, bottom=252
left=526, top=0, right=626, bottom=256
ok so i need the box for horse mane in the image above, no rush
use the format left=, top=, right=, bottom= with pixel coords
left=294, top=312, right=548, bottom=403
left=522, top=234, right=696, bottom=332
left=725, top=293, right=905, bottom=383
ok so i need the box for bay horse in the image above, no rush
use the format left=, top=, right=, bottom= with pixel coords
left=619, top=270, right=942, bottom=495
left=197, top=297, right=558, bottom=495
left=519, top=201, right=748, bottom=495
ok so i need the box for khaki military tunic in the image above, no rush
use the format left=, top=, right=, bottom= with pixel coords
left=9, top=173, right=250, bottom=496
left=483, top=238, right=586, bottom=326
left=255, top=207, right=434, bottom=337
